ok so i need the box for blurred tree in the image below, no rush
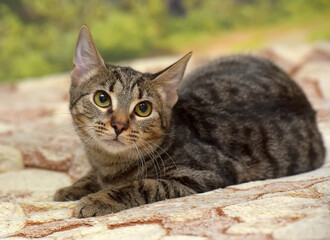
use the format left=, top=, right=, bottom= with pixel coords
left=0, top=0, right=330, bottom=82
left=166, top=0, right=186, bottom=16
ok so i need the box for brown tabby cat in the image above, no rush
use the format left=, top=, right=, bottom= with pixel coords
left=54, top=25, right=325, bottom=218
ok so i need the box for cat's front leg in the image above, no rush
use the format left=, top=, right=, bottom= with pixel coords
left=54, top=170, right=100, bottom=201
left=75, top=179, right=196, bottom=218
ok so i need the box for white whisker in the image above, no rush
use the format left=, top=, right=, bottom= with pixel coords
left=147, top=140, right=177, bottom=169
left=138, top=141, right=159, bottom=180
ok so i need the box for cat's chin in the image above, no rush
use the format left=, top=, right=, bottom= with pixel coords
left=99, top=139, right=132, bottom=154
left=108, top=139, right=126, bottom=147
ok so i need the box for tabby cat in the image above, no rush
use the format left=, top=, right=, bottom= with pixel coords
left=54, top=25, right=325, bottom=218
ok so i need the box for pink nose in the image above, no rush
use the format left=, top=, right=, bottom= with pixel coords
left=111, top=121, right=128, bottom=135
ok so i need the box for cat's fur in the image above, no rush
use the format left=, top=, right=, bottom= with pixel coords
left=54, top=25, right=325, bottom=218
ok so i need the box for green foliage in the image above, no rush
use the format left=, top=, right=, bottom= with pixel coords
left=1, top=0, right=330, bottom=82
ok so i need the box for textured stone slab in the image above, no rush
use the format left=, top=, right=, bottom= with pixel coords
left=0, top=169, right=72, bottom=193
left=0, top=145, right=23, bottom=172
left=0, top=43, right=330, bottom=239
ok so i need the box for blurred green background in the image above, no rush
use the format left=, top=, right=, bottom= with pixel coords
left=1, top=0, right=330, bottom=82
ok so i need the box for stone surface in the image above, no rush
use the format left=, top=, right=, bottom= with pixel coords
left=0, top=169, right=72, bottom=193
left=0, top=203, right=26, bottom=237
left=0, top=43, right=330, bottom=239
left=0, top=145, right=23, bottom=172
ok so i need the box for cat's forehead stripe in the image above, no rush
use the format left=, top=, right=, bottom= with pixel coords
left=129, top=77, right=139, bottom=91
left=131, top=82, right=140, bottom=99
left=113, top=81, right=124, bottom=93
left=138, top=88, right=144, bottom=99
left=109, top=81, right=116, bottom=92
left=112, top=69, right=121, bottom=80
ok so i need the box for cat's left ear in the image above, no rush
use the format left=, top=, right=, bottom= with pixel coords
left=152, top=52, right=192, bottom=108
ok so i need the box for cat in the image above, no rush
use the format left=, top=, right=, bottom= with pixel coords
left=54, top=25, right=325, bottom=218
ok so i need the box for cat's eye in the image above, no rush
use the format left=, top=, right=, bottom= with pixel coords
left=94, top=91, right=111, bottom=108
left=134, top=101, right=152, bottom=117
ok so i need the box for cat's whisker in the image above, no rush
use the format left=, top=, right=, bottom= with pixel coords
left=120, top=145, right=136, bottom=174
left=142, top=139, right=166, bottom=175
left=58, top=125, right=95, bottom=134
left=74, top=125, right=95, bottom=128
left=133, top=143, right=143, bottom=180
left=139, top=138, right=166, bottom=177
left=138, top=141, right=160, bottom=180
left=131, top=145, right=142, bottom=182
left=134, top=142, right=147, bottom=179
left=147, top=140, right=177, bottom=169
left=58, top=129, right=92, bottom=138
left=73, top=128, right=96, bottom=138
left=80, top=136, right=94, bottom=150
left=95, top=131, right=112, bottom=137
left=81, top=135, right=94, bottom=146
left=70, top=135, right=94, bottom=171
left=71, top=135, right=94, bottom=170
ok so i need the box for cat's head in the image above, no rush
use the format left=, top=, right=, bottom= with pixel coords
left=70, top=25, right=191, bottom=154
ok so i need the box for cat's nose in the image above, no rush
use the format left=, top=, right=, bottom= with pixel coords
left=111, top=121, right=128, bottom=136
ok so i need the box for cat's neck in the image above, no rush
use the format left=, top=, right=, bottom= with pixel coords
left=84, top=135, right=168, bottom=177
left=85, top=144, right=134, bottom=165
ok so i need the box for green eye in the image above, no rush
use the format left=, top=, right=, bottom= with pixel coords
left=94, top=91, right=111, bottom=108
left=134, top=101, right=152, bottom=117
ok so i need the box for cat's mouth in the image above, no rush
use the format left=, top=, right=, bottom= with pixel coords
left=94, top=132, right=133, bottom=151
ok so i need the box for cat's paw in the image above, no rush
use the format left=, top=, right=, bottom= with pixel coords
left=75, top=192, right=124, bottom=218
left=53, top=186, right=92, bottom=202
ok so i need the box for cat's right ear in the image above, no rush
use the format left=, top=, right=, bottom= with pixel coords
left=152, top=52, right=192, bottom=108
left=71, top=25, right=105, bottom=85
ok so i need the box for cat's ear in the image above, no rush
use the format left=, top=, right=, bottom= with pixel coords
left=71, top=25, right=105, bottom=85
left=153, top=52, right=192, bottom=108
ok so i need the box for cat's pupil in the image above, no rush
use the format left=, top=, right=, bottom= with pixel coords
left=99, top=94, right=108, bottom=103
left=139, top=103, right=148, bottom=113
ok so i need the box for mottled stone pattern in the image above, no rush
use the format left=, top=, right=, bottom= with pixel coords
left=0, top=43, right=330, bottom=239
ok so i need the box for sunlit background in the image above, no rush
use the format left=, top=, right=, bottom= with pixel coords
left=1, top=0, right=330, bottom=82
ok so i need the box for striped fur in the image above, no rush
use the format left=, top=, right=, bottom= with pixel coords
left=54, top=27, right=325, bottom=218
